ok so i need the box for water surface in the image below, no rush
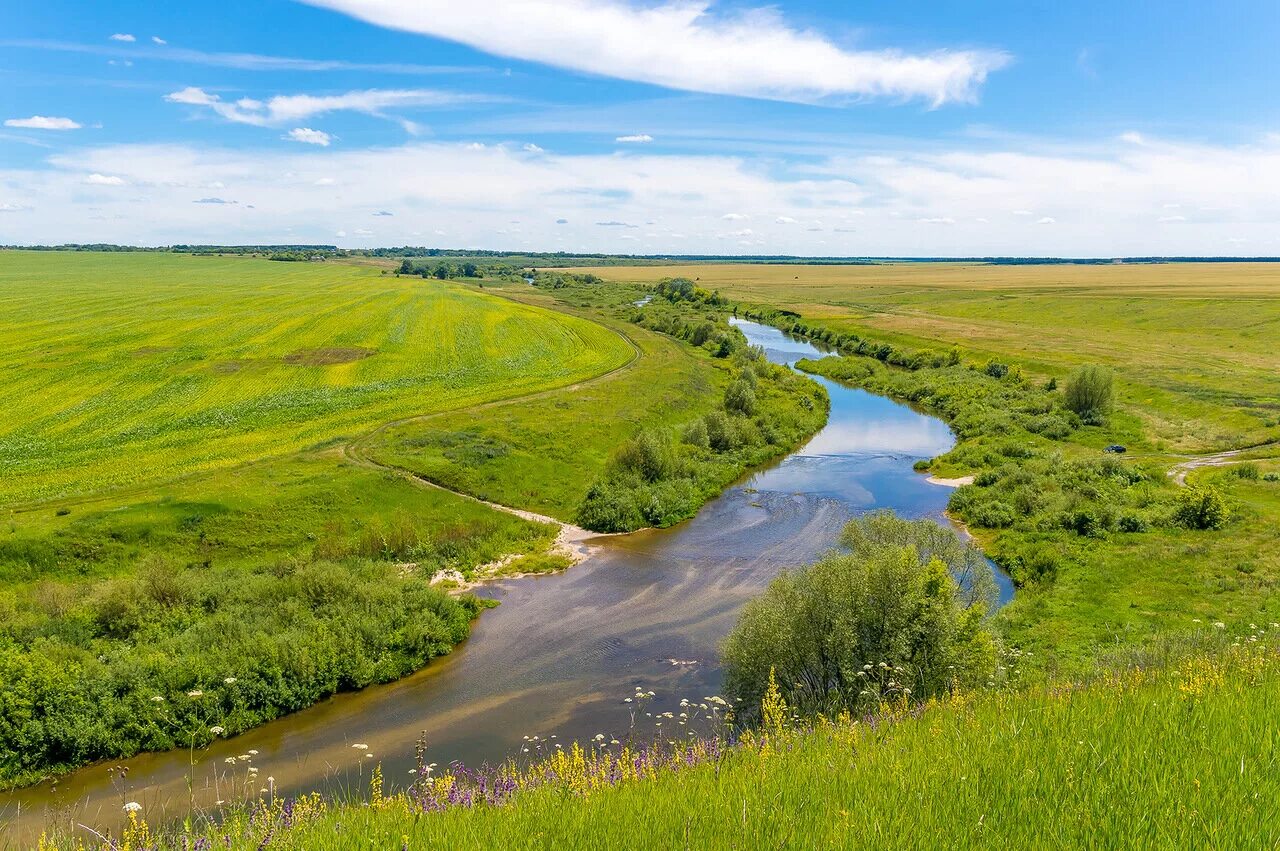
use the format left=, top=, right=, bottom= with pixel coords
left=3, top=320, right=1008, bottom=839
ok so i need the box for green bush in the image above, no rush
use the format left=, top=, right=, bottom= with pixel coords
left=722, top=512, right=998, bottom=719
left=1174, top=484, right=1229, bottom=530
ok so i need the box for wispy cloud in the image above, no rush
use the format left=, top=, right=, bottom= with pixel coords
left=4, top=115, right=81, bottom=130
left=285, top=127, right=332, bottom=146
left=109, top=33, right=136, bottom=42
left=616, top=134, right=653, bottom=143
left=165, top=86, right=485, bottom=127
left=301, top=0, right=1009, bottom=105
left=152, top=36, right=167, bottom=45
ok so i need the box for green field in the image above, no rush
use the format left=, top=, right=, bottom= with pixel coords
left=578, top=262, right=1280, bottom=452
left=0, top=251, right=631, bottom=505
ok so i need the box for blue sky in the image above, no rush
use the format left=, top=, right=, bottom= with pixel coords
left=2, top=0, right=1278, bottom=255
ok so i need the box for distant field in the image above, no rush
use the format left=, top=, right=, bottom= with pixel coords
left=578, top=262, right=1280, bottom=452
left=0, top=252, right=632, bottom=505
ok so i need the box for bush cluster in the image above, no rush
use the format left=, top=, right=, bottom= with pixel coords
left=0, top=559, right=485, bottom=785
left=577, top=350, right=826, bottom=532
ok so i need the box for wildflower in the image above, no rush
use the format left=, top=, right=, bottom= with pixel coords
left=594, top=733, right=605, bottom=741
left=248, top=749, right=258, bottom=756
left=352, top=743, right=369, bottom=750
left=123, top=802, right=142, bottom=813
left=224, top=757, right=237, bottom=765
left=224, top=677, right=237, bottom=685
left=210, top=726, right=225, bottom=736
left=1213, top=622, right=1226, bottom=629
left=187, top=690, right=204, bottom=698
left=150, top=695, right=165, bottom=703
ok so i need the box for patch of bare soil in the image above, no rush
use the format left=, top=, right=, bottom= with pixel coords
left=283, top=347, right=377, bottom=366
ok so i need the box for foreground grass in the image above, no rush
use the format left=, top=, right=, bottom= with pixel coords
left=0, top=252, right=631, bottom=504
left=76, top=640, right=1280, bottom=850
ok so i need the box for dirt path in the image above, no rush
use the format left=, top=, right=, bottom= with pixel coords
left=1167, top=443, right=1278, bottom=485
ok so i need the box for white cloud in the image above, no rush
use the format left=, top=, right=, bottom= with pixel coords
left=721, top=212, right=748, bottom=220
left=285, top=127, right=332, bottom=146
left=4, top=132, right=1279, bottom=255
left=152, top=36, right=167, bottom=45
left=1011, top=209, right=1033, bottom=216
left=616, top=134, right=653, bottom=143
left=918, top=216, right=955, bottom=224
left=0, top=203, right=31, bottom=212
left=301, top=0, right=1009, bottom=105
left=353, top=228, right=374, bottom=236
left=775, top=216, right=798, bottom=224
left=5, top=116, right=81, bottom=130
left=109, top=33, right=135, bottom=42
left=1157, top=215, right=1187, bottom=223
left=1036, top=216, right=1056, bottom=224
left=165, top=86, right=481, bottom=127
left=1120, top=131, right=1146, bottom=145
left=523, top=143, right=545, bottom=153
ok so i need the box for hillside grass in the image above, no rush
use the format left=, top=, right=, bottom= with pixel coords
left=85, top=640, right=1280, bottom=850
left=0, top=251, right=631, bottom=505
left=576, top=262, right=1280, bottom=452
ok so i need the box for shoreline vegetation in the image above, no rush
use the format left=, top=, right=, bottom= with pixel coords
left=0, top=255, right=829, bottom=790
left=37, top=635, right=1280, bottom=850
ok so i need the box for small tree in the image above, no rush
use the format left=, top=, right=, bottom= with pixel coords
left=1064, top=365, right=1114, bottom=425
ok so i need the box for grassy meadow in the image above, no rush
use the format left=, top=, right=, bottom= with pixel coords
left=579, top=262, right=1280, bottom=452
left=0, top=251, right=631, bottom=505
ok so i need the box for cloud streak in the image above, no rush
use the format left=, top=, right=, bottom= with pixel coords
left=165, top=86, right=486, bottom=127
left=301, top=0, right=1009, bottom=105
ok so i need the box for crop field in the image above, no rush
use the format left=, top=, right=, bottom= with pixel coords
left=0, top=251, right=632, bottom=506
left=579, top=262, right=1280, bottom=453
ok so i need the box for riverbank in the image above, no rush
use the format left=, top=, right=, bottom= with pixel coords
left=53, top=638, right=1280, bottom=850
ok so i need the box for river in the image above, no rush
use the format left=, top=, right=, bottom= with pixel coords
left=2, top=319, right=1011, bottom=841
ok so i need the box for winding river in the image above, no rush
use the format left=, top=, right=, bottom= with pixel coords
left=2, top=320, right=1011, bottom=841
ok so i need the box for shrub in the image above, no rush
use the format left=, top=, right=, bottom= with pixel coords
left=1264, top=472, right=1280, bottom=483
left=1064, top=365, right=1114, bottom=425
left=1232, top=463, right=1260, bottom=480
left=681, top=418, right=709, bottom=449
left=722, top=512, right=998, bottom=719
left=970, top=501, right=1017, bottom=529
left=613, top=430, right=675, bottom=482
left=984, top=361, right=1010, bottom=379
left=1117, top=512, right=1149, bottom=533
left=724, top=380, right=757, bottom=416
left=1174, top=484, right=1229, bottom=530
